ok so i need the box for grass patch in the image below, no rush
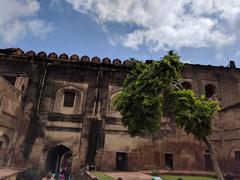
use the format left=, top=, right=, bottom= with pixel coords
left=160, top=175, right=217, bottom=180
left=151, top=169, right=161, bottom=176
left=91, top=171, right=115, bottom=180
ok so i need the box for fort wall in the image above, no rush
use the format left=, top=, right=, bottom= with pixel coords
left=0, top=48, right=239, bottom=174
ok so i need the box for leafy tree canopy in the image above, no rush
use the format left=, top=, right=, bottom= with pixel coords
left=168, top=89, right=219, bottom=139
left=114, top=51, right=219, bottom=139
left=114, top=51, right=183, bottom=136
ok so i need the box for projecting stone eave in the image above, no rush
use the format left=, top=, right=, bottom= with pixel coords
left=220, top=102, right=240, bottom=113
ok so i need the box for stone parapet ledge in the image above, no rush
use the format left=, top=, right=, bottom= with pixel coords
left=0, top=48, right=133, bottom=68
left=0, top=167, right=20, bottom=180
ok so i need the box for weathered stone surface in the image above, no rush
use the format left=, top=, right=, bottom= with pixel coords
left=0, top=50, right=239, bottom=175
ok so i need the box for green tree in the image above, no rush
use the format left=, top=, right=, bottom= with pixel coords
left=114, top=51, right=183, bottom=136
left=114, top=51, right=224, bottom=180
left=168, top=90, right=223, bottom=180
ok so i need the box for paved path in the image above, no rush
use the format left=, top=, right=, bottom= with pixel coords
left=105, top=170, right=215, bottom=180
left=153, top=169, right=215, bottom=176
left=105, top=172, right=152, bottom=180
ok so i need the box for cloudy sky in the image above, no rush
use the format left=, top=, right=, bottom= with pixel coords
left=1, top=0, right=240, bottom=66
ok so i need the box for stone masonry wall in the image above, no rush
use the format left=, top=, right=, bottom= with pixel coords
left=0, top=49, right=240, bottom=174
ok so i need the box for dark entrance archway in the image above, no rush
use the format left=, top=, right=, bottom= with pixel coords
left=45, top=145, right=72, bottom=173
left=165, top=153, right=173, bottom=169
left=116, top=152, right=127, bottom=170
left=204, top=150, right=213, bottom=171
left=204, top=154, right=213, bottom=171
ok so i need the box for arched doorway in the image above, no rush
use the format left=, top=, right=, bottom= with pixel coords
left=45, top=145, right=72, bottom=173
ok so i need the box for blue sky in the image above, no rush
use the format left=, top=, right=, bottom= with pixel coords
left=1, top=0, right=240, bottom=66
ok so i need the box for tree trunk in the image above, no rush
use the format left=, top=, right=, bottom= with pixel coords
left=203, top=137, right=225, bottom=180
left=151, top=134, right=156, bottom=166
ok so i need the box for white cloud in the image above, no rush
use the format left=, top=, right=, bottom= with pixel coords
left=235, top=50, right=240, bottom=57
left=65, top=0, right=240, bottom=51
left=27, top=20, right=54, bottom=38
left=0, top=0, right=53, bottom=45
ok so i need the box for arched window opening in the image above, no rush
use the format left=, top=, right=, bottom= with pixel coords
left=109, top=92, right=121, bottom=117
left=181, top=82, right=192, bottom=90
left=205, top=84, right=217, bottom=99
left=53, top=86, right=84, bottom=115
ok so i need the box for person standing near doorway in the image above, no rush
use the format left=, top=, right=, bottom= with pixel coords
left=59, top=169, right=65, bottom=180
left=65, top=166, right=71, bottom=180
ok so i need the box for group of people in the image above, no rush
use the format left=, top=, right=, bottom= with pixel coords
left=42, top=167, right=72, bottom=180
